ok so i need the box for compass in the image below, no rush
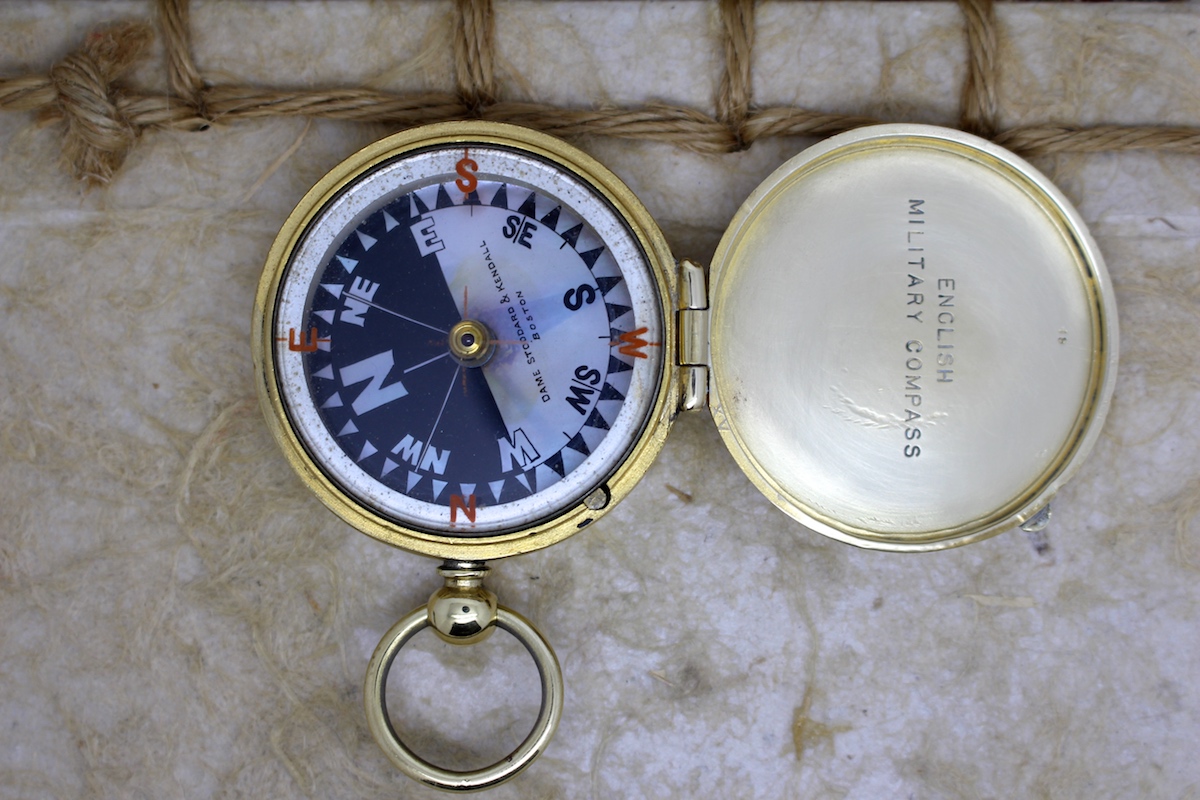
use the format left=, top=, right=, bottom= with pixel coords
left=254, top=122, right=1117, bottom=790
left=260, top=126, right=673, bottom=554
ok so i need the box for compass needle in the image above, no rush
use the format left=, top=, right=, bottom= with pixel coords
left=342, top=292, right=449, bottom=335
left=401, top=351, right=450, bottom=374
left=418, top=365, right=460, bottom=473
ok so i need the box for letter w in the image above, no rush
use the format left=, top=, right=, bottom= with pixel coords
left=499, top=429, right=539, bottom=472
left=613, top=327, right=657, bottom=359
left=340, top=351, right=408, bottom=415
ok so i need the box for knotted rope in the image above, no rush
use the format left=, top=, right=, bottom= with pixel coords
left=2, top=0, right=1198, bottom=187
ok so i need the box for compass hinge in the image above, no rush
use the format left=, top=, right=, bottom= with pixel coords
left=676, top=258, right=710, bottom=412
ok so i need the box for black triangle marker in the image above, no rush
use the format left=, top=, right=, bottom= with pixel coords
left=559, top=223, right=582, bottom=250
left=565, top=432, right=591, bottom=456
left=599, top=382, right=625, bottom=402
left=544, top=451, right=566, bottom=478
left=463, top=190, right=481, bottom=206
left=596, top=276, right=624, bottom=297
left=490, top=183, right=509, bottom=208
left=517, top=192, right=537, bottom=218
left=540, top=205, right=561, bottom=231
left=607, top=354, right=633, bottom=374
left=606, top=302, right=633, bottom=323
left=578, top=246, right=604, bottom=269
left=435, top=184, right=454, bottom=209
left=584, top=407, right=610, bottom=431
left=412, top=191, right=431, bottom=215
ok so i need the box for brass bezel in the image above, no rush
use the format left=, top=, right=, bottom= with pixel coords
left=252, top=122, right=678, bottom=561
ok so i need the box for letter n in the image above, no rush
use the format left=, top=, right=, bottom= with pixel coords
left=450, top=494, right=477, bottom=525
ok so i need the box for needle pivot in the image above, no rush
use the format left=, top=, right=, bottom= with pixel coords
left=448, top=318, right=496, bottom=366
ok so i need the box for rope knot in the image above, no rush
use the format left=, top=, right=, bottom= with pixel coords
left=46, top=21, right=153, bottom=186
left=717, top=0, right=755, bottom=152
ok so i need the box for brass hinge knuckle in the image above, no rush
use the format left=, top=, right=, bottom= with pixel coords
left=677, top=258, right=710, bottom=412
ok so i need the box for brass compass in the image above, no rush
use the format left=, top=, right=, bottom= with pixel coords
left=254, top=121, right=1117, bottom=790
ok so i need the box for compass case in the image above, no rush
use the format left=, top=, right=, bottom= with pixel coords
left=707, top=124, right=1118, bottom=552
left=253, top=122, right=678, bottom=561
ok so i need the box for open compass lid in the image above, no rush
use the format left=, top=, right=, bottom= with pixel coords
left=705, top=124, right=1118, bottom=552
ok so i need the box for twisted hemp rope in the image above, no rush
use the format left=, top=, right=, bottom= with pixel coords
left=2, top=0, right=1199, bottom=187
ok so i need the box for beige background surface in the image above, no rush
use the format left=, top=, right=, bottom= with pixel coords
left=1, top=2, right=1199, bottom=798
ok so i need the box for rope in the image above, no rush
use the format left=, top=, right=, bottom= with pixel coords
left=717, top=0, right=755, bottom=148
left=454, top=0, right=497, bottom=112
left=1, top=0, right=1198, bottom=187
left=958, top=0, right=1000, bottom=138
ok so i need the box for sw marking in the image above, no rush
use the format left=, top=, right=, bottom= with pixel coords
left=565, top=364, right=602, bottom=415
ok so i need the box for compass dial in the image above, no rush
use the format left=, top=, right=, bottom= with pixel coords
left=258, top=125, right=673, bottom=552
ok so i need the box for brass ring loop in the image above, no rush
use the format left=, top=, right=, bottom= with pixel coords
left=363, top=605, right=564, bottom=792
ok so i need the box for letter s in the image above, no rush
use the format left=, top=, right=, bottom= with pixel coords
left=455, top=156, right=478, bottom=193
left=563, top=284, right=597, bottom=311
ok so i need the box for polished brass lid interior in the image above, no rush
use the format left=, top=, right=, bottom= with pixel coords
left=707, top=125, right=1118, bottom=551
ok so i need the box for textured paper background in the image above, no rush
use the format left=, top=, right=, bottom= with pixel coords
left=1, top=3, right=1199, bottom=798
